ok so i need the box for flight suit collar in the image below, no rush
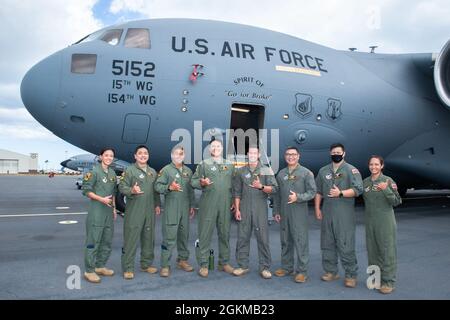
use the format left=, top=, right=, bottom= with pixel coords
left=211, top=157, right=224, bottom=165
left=170, top=162, right=186, bottom=172
left=94, top=163, right=110, bottom=174
left=134, top=162, right=149, bottom=173
left=329, top=161, right=347, bottom=173
left=287, top=163, right=300, bottom=174
left=246, top=161, right=262, bottom=173
left=370, top=173, right=385, bottom=183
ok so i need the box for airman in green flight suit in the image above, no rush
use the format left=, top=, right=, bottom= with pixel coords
left=363, top=155, right=401, bottom=294
left=232, top=146, right=278, bottom=279
left=273, top=146, right=317, bottom=283
left=314, top=143, right=363, bottom=288
left=82, top=148, right=118, bottom=284
left=191, top=139, right=235, bottom=278
left=155, top=146, right=196, bottom=277
left=119, top=145, right=161, bottom=280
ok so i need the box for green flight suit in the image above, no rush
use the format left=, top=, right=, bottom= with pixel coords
left=119, top=163, right=161, bottom=273
left=363, top=174, right=401, bottom=287
left=155, top=163, right=195, bottom=268
left=82, top=164, right=117, bottom=273
left=315, top=161, right=363, bottom=279
left=191, top=158, right=235, bottom=268
left=273, top=164, right=317, bottom=275
left=233, top=163, right=278, bottom=271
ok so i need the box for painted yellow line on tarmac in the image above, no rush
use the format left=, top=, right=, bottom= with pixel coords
left=0, top=212, right=88, bottom=218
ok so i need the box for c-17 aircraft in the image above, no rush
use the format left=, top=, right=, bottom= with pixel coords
left=21, top=18, right=450, bottom=196
left=60, top=153, right=129, bottom=173
left=60, top=153, right=129, bottom=190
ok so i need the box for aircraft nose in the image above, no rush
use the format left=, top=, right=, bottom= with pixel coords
left=60, top=159, right=69, bottom=167
left=21, top=52, right=62, bottom=130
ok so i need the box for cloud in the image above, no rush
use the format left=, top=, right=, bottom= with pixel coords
left=0, top=83, right=21, bottom=107
left=0, top=107, right=36, bottom=122
left=0, top=0, right=103, bottom=105
left=0, top=124, right=56, bottom=140
left=109, top=0, right=146, bottom=14
left=107, top=0, right=449, bottom=53
left=0, top=107, right=56, bottom=140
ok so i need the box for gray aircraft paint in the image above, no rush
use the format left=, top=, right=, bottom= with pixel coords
left=21, top=19, right=450, bottom=190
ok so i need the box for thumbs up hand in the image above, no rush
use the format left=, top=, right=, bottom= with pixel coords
left=287, top=190, right=297, bottom=204
left=132, top=182, right=144, bottom=194
left=250, top=175, right=263, bottom=189
left=169, top=180, right=183, bottom=192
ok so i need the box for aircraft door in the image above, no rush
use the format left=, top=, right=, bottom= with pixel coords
left=229, top=103, right=265, bottom=157
left=122, top=113, right=151, bottom=144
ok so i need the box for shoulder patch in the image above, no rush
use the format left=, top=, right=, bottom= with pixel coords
left=84, top=172, right=92, bottom=181
left=351, top=168, right=360, bottom=175
left=389, top=180, right=398, bottom=190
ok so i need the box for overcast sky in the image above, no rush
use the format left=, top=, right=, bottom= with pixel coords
left=1, top=0, right=449, bottom=170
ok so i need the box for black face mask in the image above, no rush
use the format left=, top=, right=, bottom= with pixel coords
left=331, top=154, right=344, bottom=163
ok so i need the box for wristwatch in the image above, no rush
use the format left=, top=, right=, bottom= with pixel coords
left=259, top=185, right=265, bottom=190
left=339, top=191, right=343, bottom=198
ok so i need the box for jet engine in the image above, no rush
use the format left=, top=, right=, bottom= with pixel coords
left=434, top=39, right=450, bottom=109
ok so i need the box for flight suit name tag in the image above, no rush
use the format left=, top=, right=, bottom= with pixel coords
left=222, top=165, right=229, bottom=171
left=288, top=175, right=296, bottom=180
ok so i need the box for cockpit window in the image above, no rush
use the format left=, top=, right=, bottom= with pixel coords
left=124, top=28, right=150, bottom=49
left=100, top=29, right=123, bottom=46
left=73, top=30, right=103, bottom=45
left=71, top=54, right=97, bottom=74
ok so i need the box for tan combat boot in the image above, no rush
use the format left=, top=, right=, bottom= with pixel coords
left=198, top=267, right=208, bottom=278
left=379, top=285, right=394, bottom=294
left=95, top=267, right=114, bottom=276
left=141, top=266, right=158, bottom=274
left=294, top=273, right=308, bottom=283
left=218, top=264, right=234, bottom=274
left=84, top=272, right=101, bottom=283
left=123, top=272, right=134, bottom=280
left=274, top=268, right=292, bottom=277
left=160, top=267, right=170, bottom=277
left=344, top=278, right=357, bottom=288
left=177, top=260, right=194, bottom=272
left=232, top=268, right=249, bottom=276
left=260, top=269, right=272, bottom=279
left=321, top=273, right=340, bottom=281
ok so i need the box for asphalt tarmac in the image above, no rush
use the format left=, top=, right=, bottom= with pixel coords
left=0, top=175, right=449, bottom=300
